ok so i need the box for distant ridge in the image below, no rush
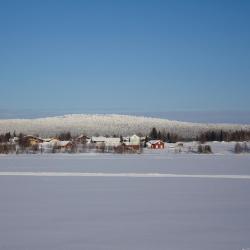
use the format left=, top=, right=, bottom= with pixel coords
left=0, top=114, right=249, bottom=138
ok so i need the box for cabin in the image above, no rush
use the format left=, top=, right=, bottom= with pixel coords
left=147, top=140, right=165, bottom=149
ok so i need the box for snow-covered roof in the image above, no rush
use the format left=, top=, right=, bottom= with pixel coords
left=76, top=134, right=90, bottom=139
left=43, top=138, right=57, bottom=142
left=148, top=140, right=164, bottom=145
left=104, top=138, right=121, bottom=146
left=25, top=135, right=44, bottom=141
left=58, top=141, right=72, bottom=147
left=130, top=134, right=140, bottom=139
left=91, top=136, right=106, bottom=142
left=91, top=137, right=121, bottom=146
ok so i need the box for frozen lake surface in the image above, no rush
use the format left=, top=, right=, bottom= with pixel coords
left=0, top=149, right=250, bottom=250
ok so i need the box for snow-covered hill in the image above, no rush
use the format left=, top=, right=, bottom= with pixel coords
left=0, top=114, right=249, bottom=137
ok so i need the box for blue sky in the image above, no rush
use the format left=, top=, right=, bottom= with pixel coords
left=0, top=0, right=249, bottom=115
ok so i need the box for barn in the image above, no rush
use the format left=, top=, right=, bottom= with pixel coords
left=147, top=140, right=165, bottom=149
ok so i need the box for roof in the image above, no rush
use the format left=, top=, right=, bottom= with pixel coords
left=43, top=138, right=58, bottom=142
left=76, top=134, right=90, bottom=139
left=148, top=140, right=164, bottom=145
left=104, top=138, right=121, bottom=146
left=130, top=134, right=140, bottom=139
left=91, top=137, right=121, bottom=146
left=24, top=135, right=44, bottom=142
left=58, top=141, right=72, bottom=147
left=91, top=136, right=106, bottom=142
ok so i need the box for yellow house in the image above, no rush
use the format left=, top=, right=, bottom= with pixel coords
left=24, top=135, right=44, bottom=146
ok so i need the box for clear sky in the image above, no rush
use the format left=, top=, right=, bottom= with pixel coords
left=0, top=0, right=249, bottom=115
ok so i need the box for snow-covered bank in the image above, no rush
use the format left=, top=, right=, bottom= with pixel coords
left=0, top=114, right=250, bottom=137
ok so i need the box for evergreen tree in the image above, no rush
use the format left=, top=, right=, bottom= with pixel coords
left=157, top=131, right=162, bottom=140
left=4, top=132, right=11, bottom=142
left=149, top=128, right=158, bottom=139
left=219, top=130, right=223, bottom=141
left=167, top=133, right=170, bottom=142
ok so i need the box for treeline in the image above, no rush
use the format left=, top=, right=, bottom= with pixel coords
left=148, top=128, right=180, bottom=143
left=197, top=130, right=250, bottom=142
left=147, top=128, right=250, bottom=143
left=57, top=132, right=72, bottom=141
left=0, top=132, right=12, bottom=143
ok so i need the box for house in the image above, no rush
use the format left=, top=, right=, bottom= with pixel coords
left=57, top=141, right=73, bottom=149
left=147, top=140, right=165, bottom=149
left=104, top=138, right=121, bottom=147
left=38, top=139, right=73, bottom=152
left=91, top=136, right=106, bottom=143
left=42, top=138, right=61, bottom=147
left=123, top=135, right=141, bottom=150
left=39, top=141, right=54, bottom=152
left=43, top=138, right=60, bottom=143
left=130, top=134, right=140, bottom=145
left=24, top=135, right=44, bottom=146
left=43, top=138, right=56, bottom=142
left=75, top=135, right=90, bottom=144
left=57, top=141, right=73, bottom=152
left=91, top=136, right=121, bottom=147
left=123, top=135, right=140, bottom=145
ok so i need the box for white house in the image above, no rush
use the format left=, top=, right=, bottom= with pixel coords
left=124, top=134, right=140, bottom=146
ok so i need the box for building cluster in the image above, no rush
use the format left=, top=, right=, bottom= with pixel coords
left=9, top=134, right=165, bottom=154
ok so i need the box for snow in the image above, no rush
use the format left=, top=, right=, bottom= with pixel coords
left=148, top=140, right=162, bottom=144
left=1, top=145, right=250, bottom=250
left=0, top=113, right=250, bottom=137
left=1, top=171, right=250, bottom=179
left=57, top=140, right=72, bottom=147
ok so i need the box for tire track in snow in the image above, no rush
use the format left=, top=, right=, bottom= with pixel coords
left=0, top=172, right=250, bottom=179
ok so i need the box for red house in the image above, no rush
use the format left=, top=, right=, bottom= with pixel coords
left=147, top=140, right=165, bottom=149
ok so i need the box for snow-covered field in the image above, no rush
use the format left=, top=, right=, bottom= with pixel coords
left=1, top=144, right=250, bottom=250
left=1, top=114, right=250, bottom=137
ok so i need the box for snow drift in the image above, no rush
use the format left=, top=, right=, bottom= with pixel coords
left=0, top=114, right=249, bottom=138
